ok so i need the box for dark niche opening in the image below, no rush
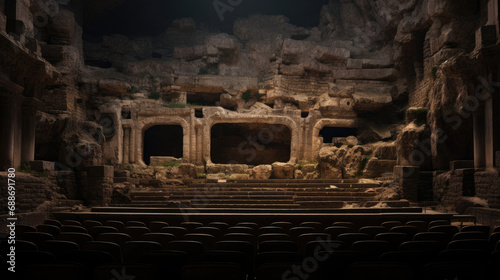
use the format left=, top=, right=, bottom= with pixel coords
left=319, top=127, right=357, bottom=144
left=143, top=125, right=183, bottom=165
left=211, top=123, right=291, bottom=165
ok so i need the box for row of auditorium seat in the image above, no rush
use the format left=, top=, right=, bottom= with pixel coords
left=1, top=218, right=499, bottom=280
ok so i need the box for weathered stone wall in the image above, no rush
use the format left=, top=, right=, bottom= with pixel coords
left=475, top=169, right=500, bottom=208
left=0, top=173, right=56, bottom=214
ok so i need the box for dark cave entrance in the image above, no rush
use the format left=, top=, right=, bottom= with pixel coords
left=143, top=125, right=183, bottom=165
left=319, top=127, right=357, bottom=144
left=211, top=123, right=291, bottom=165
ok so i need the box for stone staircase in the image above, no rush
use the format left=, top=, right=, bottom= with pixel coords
left=114, top=179, right=409, bottom=209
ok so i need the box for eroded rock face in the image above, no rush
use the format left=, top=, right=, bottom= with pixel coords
left=272, top=163, right=296, bottom=179
left=252, top=165, right=273, bottom=180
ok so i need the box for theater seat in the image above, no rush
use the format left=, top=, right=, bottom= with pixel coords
left=182, top=263, right=245, bottom=280
left=94, top=264, right=159, bottom=280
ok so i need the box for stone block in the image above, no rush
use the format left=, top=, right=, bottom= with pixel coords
left=0, top=13, right=5, bottom=33
left=272, top=162, right=295, bottom=179
left=450, top=160, right=475, bottom=171
left=29, top=161, right=55, bottom=172
left=363, top=159, right=397, bottom=178
left=114, top=170, right=130, bottom=178
left=252, top=165, right=272, bottom=180
left=229, top=174, right=250, bottom=180
left=87, top=166, right=114, bottom=178
left=394, top=165, right=420, bottom=179
left=475, top=25, right=497, bottom=49
left=150, top=156, right=181, bottom=166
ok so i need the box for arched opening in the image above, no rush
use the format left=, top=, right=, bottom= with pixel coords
left=319, top=127, right=357, bottom=144
left=211, top=123, right=291, bottom=165
left=143, top=125, right=183, bottom=165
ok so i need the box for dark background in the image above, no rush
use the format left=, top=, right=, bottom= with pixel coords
left=83, top=0, right=331, bottom=40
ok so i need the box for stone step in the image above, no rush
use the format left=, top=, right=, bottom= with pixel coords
left=294, top=196, right=375, bottom=202
left=190, top=199, right=296, bottom=205
left=168, top=192, right=377, bottom=198
left=187, top=183, right=379, bottom=189
left=133, top=196, right=170, bottom=201
left=169, top=195, right=295, bottom=200
left=165, top=189, right=380, bottom=195
left=198, top=204, right=302, bottom=209
left=91, top=207, right=426, bottom=214
left=226, top=179, right=360, bottom=184
left=298, top=202, right=345, bottom=208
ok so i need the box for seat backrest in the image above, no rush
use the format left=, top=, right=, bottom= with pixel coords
left=389, top=226, right=419, bottom=238
left=256, top=252, right=303, bottom=268
left=193, top=227, right=222, bottom=240
left=17, top=225, right=37, bottom=235
left=270, top=222, right=293, bottom=231
left=324, top=226, right=354, bottom=239
left=180, top=222, right=204, bottom=231
left=359, top=226, right=387, bottom=239
left=94, top=264, right=159, bottom=280
left=336, top=233, right=371, bottom=247
left=57, top=232, right=93, bottom=247
left=428, top=220, right=450, bottom=229
left=126, top=221, right=147, bottom=228
left=300, top=222, right=323, bottom=231
left=452, top=231, right=489, bottom=241
left=381, top=221, right=403, bottom=231
left=461, top=225, right=491, bottom=234
left=258, top=226, right=285, bottom=235
left=23, top=263, right=87, bottom=280
left=227, top=226, right=255, bottom=235
left=258, top=233, right=292, bottom=243
left=97, top=233, right=131, bottom=246
left=37, top=224, right=61, bottom=238
left=447, top=240, right=491, bottom=252
left=88, top=226, right=119, bottom=238
left=259, top=240, right=298, bottom=253
left=82, top=220, right=102, bottom=230
left=148, top=221, right=169, bottom=233
left=183, top=233, right=216, bottom=250
left=182, top=263, right=245, bottom=280
left=124, top=226, right=151, bottom=241
left=61, top=220, right=82, bottom=227
left=332, top=222, right=355, bottom=230
left=399, top=241, right=443, bottom=252
left=19, top=232, right=54, bottom=247
left=166, top=240, right=205, bottom=261
left=289, top=227, right=317, bottom=239
left=160, top=226, right=188, bottom=238
left=40, top=240, right=80, bottom=257
left=103, top=220, right=125, bottom=232
left=61, top=225, right=88, bottom=234
left=348, top=262, right=415, bottom=280
left=223, top=233, right=256, bottom=244
left=122, top=241, right=162, bottom=263
left=82, top=241, right=123, bottom=264
left=44, top=219, right=62, bottom=228
left=141, top=233, right=176, bottom=249
left=139, top=250, right=189, bottom=279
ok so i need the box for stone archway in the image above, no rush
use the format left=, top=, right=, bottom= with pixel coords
left=210, top=123, right=292, bottom=165
left=143, top=125, right=184, bottom=165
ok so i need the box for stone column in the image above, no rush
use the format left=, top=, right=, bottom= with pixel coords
left=21, top=98, right=39, bottom=163
left=129, top=126, right=136, bottom=163
left=473, top=105, right=486, bottom=168
left=0, top=99, right=16, bottom=169
left=122, top=126, right=130, bottom=164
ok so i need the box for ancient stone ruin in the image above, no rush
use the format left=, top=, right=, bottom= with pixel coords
left=0, top=0, right=500, bottom=278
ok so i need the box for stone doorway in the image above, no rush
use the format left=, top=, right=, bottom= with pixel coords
left=211, top=123, right=291, bottom=165
left=319, top=127, right=357, bottom=144
left=143, top=125, right=183, bottom=165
